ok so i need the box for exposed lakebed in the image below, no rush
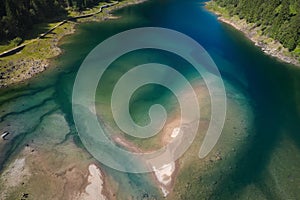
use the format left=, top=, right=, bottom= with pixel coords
left=0, top=0, right=300, bottom=199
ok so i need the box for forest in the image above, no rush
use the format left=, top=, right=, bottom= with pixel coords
left=0, top=0, right=108, bottom=43
left=213, top=0, right=300, bottom=51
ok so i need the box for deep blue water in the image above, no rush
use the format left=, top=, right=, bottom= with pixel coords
left=1, top=0, right=300, bottom=198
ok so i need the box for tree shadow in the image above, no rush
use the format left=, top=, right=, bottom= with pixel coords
left=210, top=60, right=300, bottom=199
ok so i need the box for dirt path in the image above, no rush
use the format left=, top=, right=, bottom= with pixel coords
left=0, top=2, right=119, bottom=58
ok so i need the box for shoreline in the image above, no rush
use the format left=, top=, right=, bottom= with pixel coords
left=205, top=2, right=300, bottom=67
left=0, top=0, right=146, bottom=88
left=76, top=164, right=108, bottom=200
left=108, top=123, right=181, bottom=197
left=0, top=112, right=115, bottom=200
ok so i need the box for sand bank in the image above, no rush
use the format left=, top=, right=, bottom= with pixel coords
left=78, top=164, right=107, bottom=200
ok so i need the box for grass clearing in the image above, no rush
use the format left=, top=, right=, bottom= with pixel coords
left=0, top=0, right=142, bottom=87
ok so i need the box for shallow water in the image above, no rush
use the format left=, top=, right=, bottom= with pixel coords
left=0, top=0, right=300, bottom=199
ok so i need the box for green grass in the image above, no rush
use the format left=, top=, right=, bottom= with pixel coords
left=205, top=1, right=231, bottom=18
left=292, top=46, right=300, bottom=59
left=0, top=21, right=75, bottom=87
left=0, top=0, right=141, bottom=87
left=0, top=23, right=74, bottom=62
left=206, top=0, right=300, bottom=67
left=67, top=1, right=109, bottom=18
left=0, top=37, right=22, bottom=53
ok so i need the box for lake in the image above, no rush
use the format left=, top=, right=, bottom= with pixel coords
left=0, top=0, right=300, bottom=199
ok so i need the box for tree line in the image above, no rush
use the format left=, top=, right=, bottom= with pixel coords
left=214, top=0, right=300, bottom=51
left=0, top=0, right=107, bottom=43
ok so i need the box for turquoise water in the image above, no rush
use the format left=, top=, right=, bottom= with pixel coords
left=0, top=0, right=300, bottom=199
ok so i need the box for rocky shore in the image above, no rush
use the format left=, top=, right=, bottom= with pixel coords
left=0, top=0, right=146, bottom=88
left=0, top=58, right=50, bottom=87
left=206, top=2, right=300, bottom=67
left=0, top=23, right=72, bottom=88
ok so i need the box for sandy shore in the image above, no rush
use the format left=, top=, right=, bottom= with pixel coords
left=0, top=147, right=110, bottom=200
left=0, top=113, right=114, bottom=200
left=1, top=157, right=30, bottom=188
left=106, top=83, right=208, bottom=197
left=152, top=161, right=176, bottom=197
left=206, top=3, right=300, bottom=67
left=77, top=164, right=107, bottom=200
left=150, top=123, right=185, bottom=197
left=111, top=120, right=182, bottom=197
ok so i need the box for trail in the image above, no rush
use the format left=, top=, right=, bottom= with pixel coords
left=0, top=1, right=119, bottom=58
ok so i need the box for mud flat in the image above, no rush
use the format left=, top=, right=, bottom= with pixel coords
left=76, top=164, right=107, bottom=200
left=0, top=113, right=110, bottom=200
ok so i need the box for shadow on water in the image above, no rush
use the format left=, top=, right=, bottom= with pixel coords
left=283, top=74, right=300, bottom=148
left=210, top=52, right=300, bottom=199
left=1, top=0, right=300, bottom=198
